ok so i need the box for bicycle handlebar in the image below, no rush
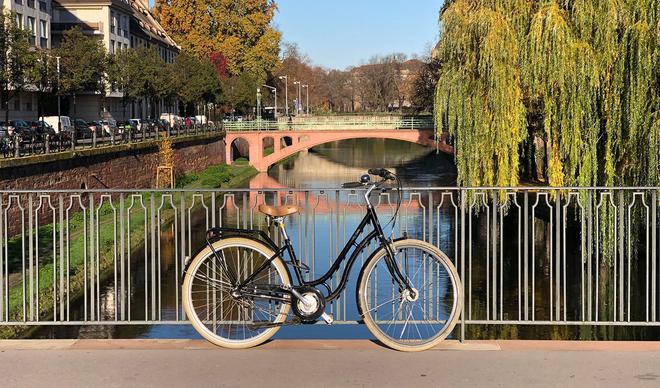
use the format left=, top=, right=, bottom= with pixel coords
left=368, top=168, right=396, bottom=180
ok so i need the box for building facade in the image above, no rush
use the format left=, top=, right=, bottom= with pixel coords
left=1, top=0, right=52, bottom=121
left=0, top=0, right=179, bottom=122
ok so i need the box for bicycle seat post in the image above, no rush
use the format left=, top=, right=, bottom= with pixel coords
left=273, top=216, right=289, bottom=241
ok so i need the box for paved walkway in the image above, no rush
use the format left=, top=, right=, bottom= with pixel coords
left=1, top=340, right=660, bottom=387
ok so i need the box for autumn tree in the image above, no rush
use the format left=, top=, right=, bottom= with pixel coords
left=54, top=28, right=107, bottom=117
left=0, top=10, right=36, bottom=123
left=154, top=0, right=281, bottom=81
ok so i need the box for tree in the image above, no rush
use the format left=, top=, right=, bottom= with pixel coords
left=0, top=10, right=36, bottom=123
left=434, top=0, right=659, bottom=187
left=109, top=47, right=168, bottom=119
left=411, top=56, right=441, bottom=113
left=54, top=28, right=107, bottom=117
left=170, top=51, right=221, bottom=116
left=154, top=0, right=281, bottom=81
left=219, top=72, right=259, bottom=115
left=25, top=49, right=57, bottom=124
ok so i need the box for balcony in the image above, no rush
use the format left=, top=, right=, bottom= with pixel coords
left=52, top=22, right=103, bottom=36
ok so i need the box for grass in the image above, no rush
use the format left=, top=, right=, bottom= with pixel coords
left=0, top=162, right=257, bottom=338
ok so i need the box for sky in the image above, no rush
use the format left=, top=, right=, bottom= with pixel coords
left=274, top=1, right=442, bottom=70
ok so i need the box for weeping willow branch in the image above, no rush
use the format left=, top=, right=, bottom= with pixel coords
left=435, top=0, right=659, bottom=188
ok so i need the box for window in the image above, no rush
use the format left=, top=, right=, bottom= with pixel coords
left=27, top=0, right=35, bottom=8
left=111, top=12, right=117, bottom=34
left=110, top=40, right=115, bottom=54
left=14, top=97, right=20, bottom=111
left=25, top=100, right=32, bottom=112
left=27, top=17, right=36, bottom=36
left=15, top=14, right=23, bottom=29
left=39, top=20, right=47, bottom=38
left=39, top=1, right=47, bottom=12
left=14, top=0, right=23, bottom=5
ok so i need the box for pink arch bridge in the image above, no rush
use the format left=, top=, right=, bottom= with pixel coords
left=226, top=129, right=453, bottom=172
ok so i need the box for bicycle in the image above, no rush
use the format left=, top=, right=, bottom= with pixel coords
left=182, top=168, right=462, bottom=351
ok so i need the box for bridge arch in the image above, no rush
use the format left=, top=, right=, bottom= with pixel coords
left=230, top=137, right=251, bottom=162
left=225, top=129, right=450, bottom=172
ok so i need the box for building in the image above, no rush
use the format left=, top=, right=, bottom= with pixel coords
left=1, top=0, right=52, bottom=121
left=0, top=0, right=179, bottom=122
left=51, top=0, right=179, bottom=121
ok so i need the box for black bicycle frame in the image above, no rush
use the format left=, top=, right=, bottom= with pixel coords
left=237, top=204, right=411, bottom=302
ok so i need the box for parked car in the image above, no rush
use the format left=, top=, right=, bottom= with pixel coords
left=87, top=121, right=101, bottom=135
left=10, top=120, right=36, bottom=142
left=101, top=119, right=119, bottom=137
left=41, top=116, right=73, bottom=134
left=129, top=118, right=143, bottom=131
left=34, top=121, right=56, bottom=136
left=73, top=118, right=93, bottom=139
left=159, top=113, right=180, bottom=127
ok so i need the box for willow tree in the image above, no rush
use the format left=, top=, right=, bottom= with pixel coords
left=435, top=0, right=659, bottom=187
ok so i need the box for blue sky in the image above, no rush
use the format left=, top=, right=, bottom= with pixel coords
left=274, top=1, right=442, bottom=69
left=149, top=1, right=443, bottom=69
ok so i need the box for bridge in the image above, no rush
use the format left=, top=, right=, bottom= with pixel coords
left=224, top=116, right=454, bottom=172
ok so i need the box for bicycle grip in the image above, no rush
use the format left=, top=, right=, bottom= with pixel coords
left=341, top=182, right=363, bottom=189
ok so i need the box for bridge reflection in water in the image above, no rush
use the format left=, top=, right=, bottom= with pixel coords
left=2, top=187, right=660, bottom=341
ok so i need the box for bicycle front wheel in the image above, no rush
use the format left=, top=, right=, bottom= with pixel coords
left=182, top=237, right=291, bottom=349
left=357, top=239, right=462, bottom=352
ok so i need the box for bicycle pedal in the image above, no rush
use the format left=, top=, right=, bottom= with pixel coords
left=321, top=312, right=334, bottom=324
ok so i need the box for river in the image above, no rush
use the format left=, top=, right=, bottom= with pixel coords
left=33, top=139, right=660, bottom=340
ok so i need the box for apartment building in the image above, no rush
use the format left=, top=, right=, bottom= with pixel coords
left=51, top=0, right=179, bottom=121
left=0, top=0, right=179, bottom=121
left=1, top=0, right=52, bottom=121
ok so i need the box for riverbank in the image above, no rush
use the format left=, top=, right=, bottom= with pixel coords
left=0, top=162, right=257, bottom=339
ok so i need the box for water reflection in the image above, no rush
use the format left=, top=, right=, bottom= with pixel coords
left=34, top=139, right=659, bottom=340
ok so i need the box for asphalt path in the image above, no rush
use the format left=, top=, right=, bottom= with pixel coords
left=1, top=340, right=660, bottom=387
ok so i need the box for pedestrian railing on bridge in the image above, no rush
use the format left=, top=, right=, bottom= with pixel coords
left=0, top=187, right=657, bottom=340
left=222, top=116, right=435, bottom=131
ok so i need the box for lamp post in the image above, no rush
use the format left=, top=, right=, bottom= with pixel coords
left=278, top=75, right=288, bottom=116
left=262, top=84, right=277, bottom=119
left=293, top=81, right=302, bottom=115
left=56, top=56, right=62, bottom=144
left=302, top=84, right=309, bottom=115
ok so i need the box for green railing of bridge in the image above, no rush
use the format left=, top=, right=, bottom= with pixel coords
left=223, top=116, right=435, bottom=131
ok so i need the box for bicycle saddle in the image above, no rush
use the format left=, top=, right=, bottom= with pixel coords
left=258, top=204, right=300, bottom=217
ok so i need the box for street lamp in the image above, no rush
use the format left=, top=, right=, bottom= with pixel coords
left=302, top=84, right=309, bottom=115
left=293, top=81, right=302, bottom=115
left=262, top=84, right=277, bottom=119
left=278, top=75, right=288, bottom=116
left=56, top=56, right=61, bottom=135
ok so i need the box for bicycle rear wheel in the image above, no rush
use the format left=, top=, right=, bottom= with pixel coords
left=182, top=238, right=291, bottom=349
left=357, top=239, right=462, bottom=352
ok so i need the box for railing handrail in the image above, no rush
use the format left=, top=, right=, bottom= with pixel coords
left=0, top=186, right=658, bottom=194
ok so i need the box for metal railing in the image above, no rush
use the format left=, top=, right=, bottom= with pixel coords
left=0, top=187, right=658, bottom=340
left=0, top=124, right=222, bottom=160
left=223, top=116, right=435, bottom=131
